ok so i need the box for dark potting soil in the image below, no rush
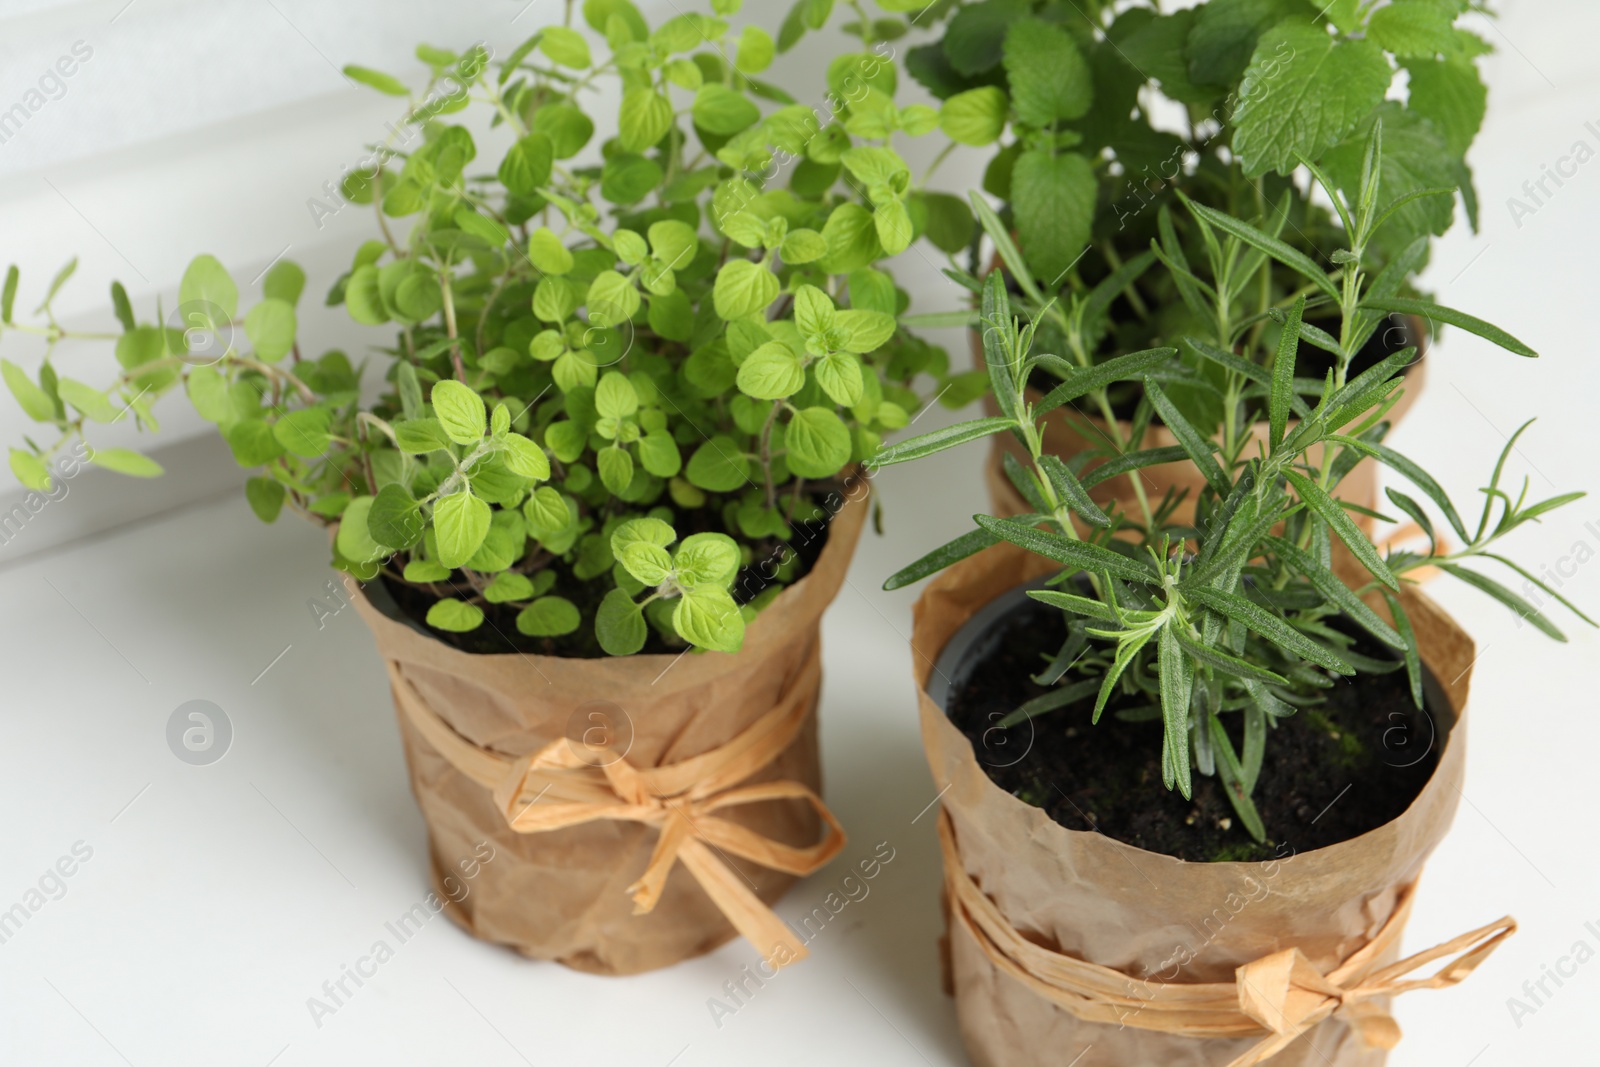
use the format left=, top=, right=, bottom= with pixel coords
left=375, top=493, right=836, bottom=658
left=945, top=597, right=1446, bottom=862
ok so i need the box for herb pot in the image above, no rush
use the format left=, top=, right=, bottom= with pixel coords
left=911, top=538, right=1504, bottom=1066
left=974, top=319, right=1428, bottom=528
left=345, top=483, right=869, bottom=975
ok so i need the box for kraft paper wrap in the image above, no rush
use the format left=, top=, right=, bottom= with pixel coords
left=912, top=539, right=1490, bottom=1066
left=974, top=326, right=1427, bottom=528
left=348, top=482, right=869, bottom=975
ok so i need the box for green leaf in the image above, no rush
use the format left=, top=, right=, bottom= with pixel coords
left=393, top=417, right=454, bottom=455
left=1187, top=0, right=1298, bottom=88
left=1265, top=535, right=1404, bottom=649
left=938, top=86, right=1009, bottom=146
left=343, top=65, right=409, bottom=95
left=1360, top=296, right=1536, bottom=357
left=1406, top=58, right=1486, bottom=157
left=1009, top=150, right=1096, bottom=285
left=835, top=310, right=896, bottom=354
left=1381, top=590, right=1425, bottom=708
left=869, top=417, right=1015, bottom=468
left=431, top=380, right=486, bottom=445
left=586, top=270, right=641, bottom=327
left=1350, top=439, right=1468, bottom=541
left=222, top=420, right=284, bottom=467
left=597, top=445, right=634, bottom=494
left=596, top=587, right=648, bottom=655
left=1185, top=586, right=1354, bottom=674
left=1077, top=447, right=1187, bottom=492
left=1282, top=470, right=1398, bottom=590
left=1187, top=202, right=1340, bottom=301
left=1038, top=454, right=1110, bottom=528
left=1209, top=715, right=1267, bottom=841
left=1, top=266, right=18, bottom=324
left=814, top=353, right=864, bottom=407
left=527, top=228, right=573, bottom=275
left=594, top=371, right=639, bottom=420
left=686, top=436, right=751, bottom=491
left=943, top=0, right=1026, bottom=75
left=674, top=585, right=746, bottom=652
left=517, top=596, right=581, bottom=636
left=693, top=84, right=760, bottom=135
left=1270, top=294, right=1304, bottom=448
left=272, top=407, right=332, bottom=458
left=258, top=262, right=305, bottom=310
left=336, top=496, right=389, bottom=563
left=735, top=24, right=775, bottom=73
left=974, top=515, right=1158, bottom=583
left=884, top=526, right=1009, bottom=591
left=538, top=25, right=592, bottom=67
left=500, top=433, right=550, bottom=480
left=344, top=264, right=388, bottom=325
left=404, top=559, right=451, bottom=582
left=367, top=483, right=422, bottom=548
left=179, top=254, right=239, bottom=323
left=1324, top=104, right=1460, bottom=252
left=427, top=599, right=485, bottom=632
left=1145, top=379, right=1227, bottom=496
left=1368, top=0, right=1457, bottom=58
left=9, top=448, right=50, bottom=490
left=1035, top=348, right=1179, bottom=415
left=483, top=572, right=535, bottom=603
left=675, top=532, right=741, bottom=587
left=433, top=491, right=492, bottom=569
left=638, top=432, right=682, bottom=477
left=531, top=105, right=594, bottom=160
left=779, top=229, right=828, bottom=264
left=1172, top=627, right=1289, bottom=686
left=617, top=540, right=673, bottom=585
left=1438, top=564, right=1566, bottom=641
left=1231, top=21, right=1392, bottom=179
left=55, top=379, right=118, bottom=423
left=1157, top=626, right=1193, bottom=798
left=783, top=407, right=851, bottom=478
left=713, top=259, right=779, bottom=320
left=737, top=342, right=806, bottom=400
left=1002, top=18, right=1091, bottom=125
left=499, top=134, right=555, bottom=197
left=231, top=478, right=282, bottom=527
left=619, top=89, right=673, bottom=152
left=524, top=486, right=573, bottom=535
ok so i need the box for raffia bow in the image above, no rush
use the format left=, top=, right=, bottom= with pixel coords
left=387, top=643, right=845, bottom=968
left=939, top=811, right=1514, bottom=1065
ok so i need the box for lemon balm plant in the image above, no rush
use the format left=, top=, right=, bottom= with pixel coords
left=895, top=0, right=1496, bottom=438
left=2, top=0, right=957, bottom=658
left=878, top=128, right=1591, bottom=842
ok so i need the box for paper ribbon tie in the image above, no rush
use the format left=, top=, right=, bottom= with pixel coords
left=939, top=810, right=1514, bottom=1065
left=388, top=642, right=845, bottom=969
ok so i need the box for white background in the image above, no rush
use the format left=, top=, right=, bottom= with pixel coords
left=2, top=0, right=1598, bottom=1064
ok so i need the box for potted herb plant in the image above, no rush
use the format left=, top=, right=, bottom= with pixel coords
left=1, top=1, right=957, bottom=974
left=889, top=0, right=1493, bottom=526
left=871, top=136, right=1588, bottom=1065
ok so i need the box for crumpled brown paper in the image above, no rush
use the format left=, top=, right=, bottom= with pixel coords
left=347, top=482, right=869, bottom=975
left=974, top=329, right=1427, bottom=528
left=911, top=539, right=1474, bottom=1066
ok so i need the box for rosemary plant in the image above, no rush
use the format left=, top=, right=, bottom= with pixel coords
left=875, top=126, right=1590, bottom=841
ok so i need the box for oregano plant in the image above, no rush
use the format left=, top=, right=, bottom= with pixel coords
left=895, top=0, right=1495, bottom=432
left=873, top=126, right=1591, bottom=841
left=1, top=0, right=962, bottom=657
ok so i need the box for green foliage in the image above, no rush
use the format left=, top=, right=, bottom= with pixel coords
left=877, top=138, right=1589, bottom=843
left=1, top=7, right=955, bottom=656
left=889, top=0, right=1496, bottom=428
